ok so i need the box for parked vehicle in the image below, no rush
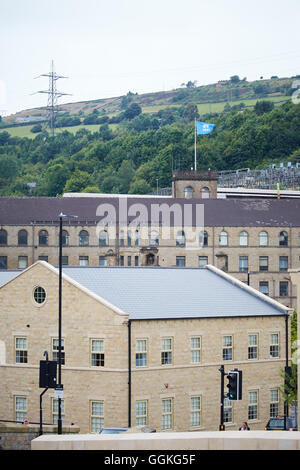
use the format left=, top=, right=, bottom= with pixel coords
left=99, top=427, right=129, bottom=434
left=264, top=417, right=297, bottom=431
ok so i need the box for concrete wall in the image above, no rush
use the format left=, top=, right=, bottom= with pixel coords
left=31, top=431, right=300, bottom=451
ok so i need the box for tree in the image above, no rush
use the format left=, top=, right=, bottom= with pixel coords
left=230, top=75, right=240, bottom=84
left=182, top=103, right=199, bottom=121
left=129, top=178, right=152, bottom=194
left=0, top=154, right=19, bottom=187
left=254, top=100, right=274, bottom=115
left=123, top=103, right=142, bottom=120
left=64, top=169, right=94, bottom=193
left=31, top=124, right=43, bottom=133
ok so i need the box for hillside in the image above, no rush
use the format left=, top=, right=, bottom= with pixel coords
left=2, top=75, right=295, bottom=127
left=1, top=74, right=300, bottom=199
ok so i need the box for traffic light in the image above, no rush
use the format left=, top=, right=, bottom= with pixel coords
left=226, top=369, right=242, bottom=400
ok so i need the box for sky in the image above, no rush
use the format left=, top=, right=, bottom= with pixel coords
left=1, top=0, right=300, bottom=116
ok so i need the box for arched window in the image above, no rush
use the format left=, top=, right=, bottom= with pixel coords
left=149, top=230, right=159, bottom=246
left=79, top=230, right=89, bottom=246
left=219, top=231, right=228, bottom=246
left=184, top=186, right=194, bottom=199
left=199, top=231, right=208, bottom=247
left=239, top=231, right=248, bottom=246
left=176, top=230, right=185, bottom=247
left=259, top=231, right=268, bottom=246
left=201, top=187, right=210, bottom=199
left=62, top=230, right=69, bottom=246
left=18, top=229, right=28, bottom=246
left=39, top=230, right=48, bottom=246
left=279, top=231, right=288, bottom=246
left=0, top=229, right=7, bottom=246
left=99, top=230, right=109, bottom=246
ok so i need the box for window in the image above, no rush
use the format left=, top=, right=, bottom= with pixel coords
left=15, top=337, right=28, bottom=363
left=248, top=391, right=258, bottom=421
left=0, top=256, right=7, bottom=269
left=39, top=230, right=48, bottom=246
left=161, top=398, right=173, bottom=430
left=99, top=230, right=108, bottom=246
left=222, top=335, right=233, bottom=361
left=219, top=231, right=228, bottom=246
left=176, top=230, right=185, bottom=247
left=259, top=231, right=268, bottom=246
left=52, top=398, right=65, bottom=425
left=248, top=334, right=258, bottom=360
left=259, top=256, right=268, bottom=272
left=15, top=396, right=27, bottom=423
left=136, top=400, right=148, bottom=426
left=149, top=230, right=159, bottom=246
left=239, top=256, right=248, bottom=272
left=190, top=396, right=201, bottom=427
left=201, top=187, right=210, bottom=199
left=127, top=256, right=132, bottom=267
left=38, top=255, right=48, bottom=262
left=279, top=231, right=288, bottom=246
left=270, top=389, right=279, bottom=418
left=239, top=231, right=248, bottom=246
left=91, top=401, right=104, bottom=433
left=18, top=229, right=28, bottom=246
left=134, top=230, right=139, bottom=247
left=198, top=256, right=208, bottom=268
left=176, top=256, right=185, bottom=267
left=79, top=230, right=89, bottom=246
left=62, top=256, right=69, bottom=266
left=224, top=397, right=233, bottom=423
left=62, top=230, right=69, bottom=246
left=279, top=281, right=288, bottom=297
left=161, top=338, right=172, bottom=365
left=18, top=256, right=28, bottom=269
left=99, top=256, right=107, bottom=267
left=33, top=286, right=46, bottom=304
left=127, top=230, right=132, bottom=247
left=279, top=256, right=288, bottom=271
left=79, top=256, right=89, bottom=266
left=270, top=333, right=279, bottom=358
left=136, top=339, right=147, bottom=367
left=0, top=229, right=7, bottom=245
left=135, top=256, right=139, bottom=267
left=120, top=230, right=125, bottom=246
left=52, top=338, right=65, bottom=365
left=259, top=281, right=269, bottom=296
left=190, top=336, right=201, bottom=363
left=199, top=231, right=208, bottom=247
left=184, top=186, right=194, bottom=199
left=91, top=339, right=105, bottom=367
left=120, top=255, right=124, bottom=266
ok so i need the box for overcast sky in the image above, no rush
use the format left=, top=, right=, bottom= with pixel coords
left=1, top=0, right=300, bottom=116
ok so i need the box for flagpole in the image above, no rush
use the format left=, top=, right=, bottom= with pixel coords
left=194, top=118, right=197, bottom=172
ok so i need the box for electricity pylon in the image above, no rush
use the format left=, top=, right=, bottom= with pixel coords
left=34, top=60, right=70, bottom=137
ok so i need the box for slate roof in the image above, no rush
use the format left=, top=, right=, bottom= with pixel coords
left=0, top=196, right=300, bottom=226
left=0, top=263, right=289, bottom=320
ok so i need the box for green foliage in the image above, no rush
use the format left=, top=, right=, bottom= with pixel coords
left=1, top=99, right=300, bottom=197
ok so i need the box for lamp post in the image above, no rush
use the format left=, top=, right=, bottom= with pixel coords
left=57, top=212, right=77, bottom=434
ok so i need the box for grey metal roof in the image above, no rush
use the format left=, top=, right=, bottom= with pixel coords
left=1, top=196, right=300, bottom=226
left=0, top=265, right=288, bottom=320
left=61, top=266, right=288, bottom=320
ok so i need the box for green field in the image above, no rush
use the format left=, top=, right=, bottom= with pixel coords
left=4, top=123, right=118, bottom=139
left=197, top=95, right=291, bottom=114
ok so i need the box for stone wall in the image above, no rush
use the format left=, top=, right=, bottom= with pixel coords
left=0, top=423, right=79, bottom=450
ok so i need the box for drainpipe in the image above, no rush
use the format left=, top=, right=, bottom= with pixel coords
left=284, top=313, right=290, bottom=429
left=128, top=319, right=132, bottom=428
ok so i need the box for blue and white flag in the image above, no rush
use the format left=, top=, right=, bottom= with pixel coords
left=196, top=121, right=215, bottom=135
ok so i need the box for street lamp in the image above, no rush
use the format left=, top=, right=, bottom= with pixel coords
left=57, top=212, right=77, bottom=434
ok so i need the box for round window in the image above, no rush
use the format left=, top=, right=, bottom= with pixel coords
left=33, top=286, right=46, bottom=304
